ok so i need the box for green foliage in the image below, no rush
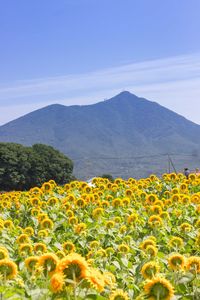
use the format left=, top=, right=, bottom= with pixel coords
left=101, top=174, right=114, bottom=182
left=0, top=143, right=74, bottom=191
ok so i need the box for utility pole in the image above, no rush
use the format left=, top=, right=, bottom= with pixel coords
left=167, top=154, right=177, bottom=174
left=167, top=154, right=171, bottom=173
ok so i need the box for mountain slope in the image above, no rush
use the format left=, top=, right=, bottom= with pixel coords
left=0, top=91, right=200, bottom=178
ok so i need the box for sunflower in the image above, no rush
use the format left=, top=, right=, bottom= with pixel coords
left=24, top=226, right=34, bottom=236
left=168, top=254, right=185, bottom=271
left=31, top=208, right=40, bottom=217
left=67, top=193, right=76, bottom=201
left=195, top=233, right=200, bottom=248
left=85, top=267, right=105, bottom=292
left=84, top=185, right=91, bottom=193
left=62, top=201, right=71, bottom=210
left=3, top=220, right=13, bottom=229
left=25, top=256, right=39, bottom=272
left=145, top=194, right=157, bottom=205
left=0, top=259, right=18, bottom=280
left=122, top=198, right=130, bottom=206
left=19, top=243, right=33, bottom=256
left=105, top=247, right=114, bottom=256
left=96, top=248, right=107, bottom=258
left=159, top=212, right=169, bottom=219
left=180, top=222, right=192, bottom=232
left=124, top=235, right=132, bottom=243
left=119, top=225, right=127, bottom=234
left=41, top=201, right=47, bottom=209
left=57, top=253, right=89, bottom=281
left=69, top=216, right=78, bottom=225
left=38, top=253, right=59, bottom=277
left=16, top=234, right=30, bottom=244
left=114, top=216, right=122, bottom=223
left=112, top=198, right=122, bottom=207
left=34, top=243, right=47, bottom=254
left=101, top=200, right=110, bottom=208
left=141, top=261, right=160, bottom=279
left=145, top=245, right=158, bottom=257
left=144, top=277, right=174, bottom=300
left=62, top=241, right=75, bottom=254
left=47, top=197, right=59, bottom=206
left=148, top=215, right=163, bottom=227
left=168, top=237, right=184, bottom=249
left=38, top=229, right=49, bottom=238
left=164, top=199, right=172, bottom=206
left=103, top=271, right=116, bottom=287
left=127, top=213, right=138, bottom=224
left=179, top=183, right=187, bottom=192
left=106, top=220, right=115, bottom=229
left=74, top=223, right=87, bottom=234
left=37, top=213, right=48, bottom=222
left=196, top=204, right=200, bottom=213
left=50, top=272, right=65, bottom=293
left=191, top=194, right=200, bottom=204
left=118, top=244, right=130, bottom=254
left=75, top=198, right=86, bottom=208
left=150, top=205, right=163, bottom=215
left=109, top=289, right=129, bottom=300
left=92, top=208, right=104, bottom=219
left=41, top=182, right=52, bottom=192
left=106, top=195, right=113, bottom=201
left=140, top=239, right=156, bottom=251
left=1, top=201, right=11, bottom=209
left=30, top=197, right=41, bottom=207
left=30, top=186, right=41, bottom=195
left=56, top=250, right=66, bottom=259
left=186, top=256, right=200, bottom=273
left=181, top=195, right=190, bottom=205
left=0, top=248, right=9, bottom=260
left=89, top=241, right=100, bottom=249
left=125, top=189, right=133, bottom=197
left=40, top=218, right=54, bottom=230
left=195, top=219, right=200, bottom=228
left=154, top=200, right=164, bottom=208
left=66, top=210, right=74, bottom=218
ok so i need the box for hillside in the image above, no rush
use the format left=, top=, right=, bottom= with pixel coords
left=1, top=91, right=200, bottom=178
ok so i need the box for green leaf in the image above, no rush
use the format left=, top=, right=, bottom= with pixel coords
left=120, top=257, right=129, bottom=267
left=86, top=295, right=107, bottom=300
left=112, top=260, right=121, bottom=270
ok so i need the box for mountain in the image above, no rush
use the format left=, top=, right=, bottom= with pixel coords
left=1, top=91, right=200, bottom=179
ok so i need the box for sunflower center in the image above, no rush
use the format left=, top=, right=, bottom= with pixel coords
left=28, top=260, right=38, bottom=270
left=43, top=258, right=57, bottom=275
left=0, top=251, right=6, bottom=259
left=151, top=282, right=169, bottom=298
left=171, top=257, right=182, bottom=266
left=64, top=263, right=82, bottom=279
left=113, top=296, right=126, bottom=300
left=0, top=265, right=13, bottom=277
left=146, top=266, right=156, bottom=276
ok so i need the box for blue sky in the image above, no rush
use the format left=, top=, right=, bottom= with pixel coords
left=1, top=0, right=200, bottom=124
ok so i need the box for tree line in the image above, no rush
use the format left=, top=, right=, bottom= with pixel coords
left=0, top=143, right=74, bottom=191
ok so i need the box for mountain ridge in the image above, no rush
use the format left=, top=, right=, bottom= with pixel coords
left=0, top=91, right=200, bottom=178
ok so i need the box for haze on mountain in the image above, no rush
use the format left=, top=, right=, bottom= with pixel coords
left=0, top=91, right=200, bottom=179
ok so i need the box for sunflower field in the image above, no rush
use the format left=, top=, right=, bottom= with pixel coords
left=0, top=173, right=199, bottom=299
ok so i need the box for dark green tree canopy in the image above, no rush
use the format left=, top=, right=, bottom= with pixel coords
left=101, top=174, right=114, bottom=182
left=0, top=143, right=74, bottom=191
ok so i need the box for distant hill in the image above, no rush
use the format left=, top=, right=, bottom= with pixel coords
left=1, top=91, right=200, bottom=179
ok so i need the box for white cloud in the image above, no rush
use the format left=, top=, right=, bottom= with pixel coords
left=0, top=52, right=200, bottom=125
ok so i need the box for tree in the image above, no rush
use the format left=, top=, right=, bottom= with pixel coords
left=0, top=143, right=74, bottom=191
left=101, top=173, right=114, bottom=182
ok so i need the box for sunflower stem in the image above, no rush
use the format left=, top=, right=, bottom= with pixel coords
left=72, top=270, right=77, bottom=300
left=157, top=291, right=160, bottom=300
